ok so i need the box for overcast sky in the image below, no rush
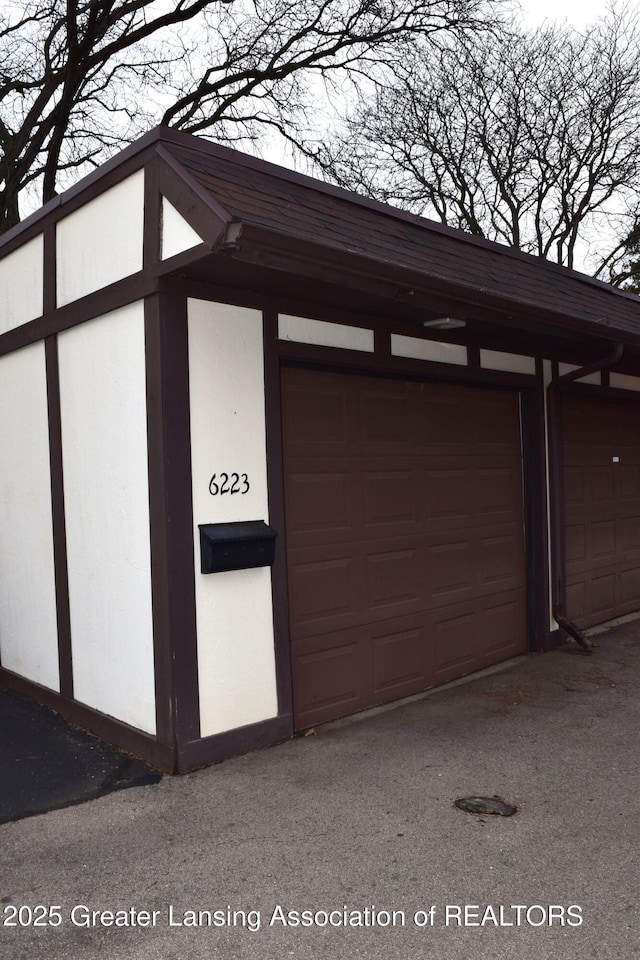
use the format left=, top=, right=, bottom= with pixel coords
left=520, top=0, right=628, bottom=26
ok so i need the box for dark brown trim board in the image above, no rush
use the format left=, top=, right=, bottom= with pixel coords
left=544, top=627, right=567, bottom=651
left=0, top=271, right=160, bottom=359
left=467, top=344, right=481, bottom=368
left=154, top=147, right=231, bottom=249
left=143, top=159, right=162, bottom=270
left=263, top=309, right=294, bottom=725
left=156, top=276, right=640, bottom=379
left=0, top=141, right=160, bottom=259
left=44, top=336, right=73, bottom=698
left=43, top=224, right=56, bottom=314
left=177, top=715, right=293, bottom=772
left=520, top=381, right=553, bottom=651
left=145, top=294, right=176, bottom=760
left=277, top=338, right=536, bottom=392
left=0, top=667, right=173, bottom=772
left=145, top=292, right=201, bottom=764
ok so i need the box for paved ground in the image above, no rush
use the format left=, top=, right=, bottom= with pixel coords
left=1, top=620, right=639, bottom=960
left=0, top=688, right=161, bottom=825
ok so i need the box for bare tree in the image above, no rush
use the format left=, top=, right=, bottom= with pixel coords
left=611, top=223, right=640, bottom=291
left=313, top=6, right=640, bottom=283
left=0, top=0, right=497, bottom=233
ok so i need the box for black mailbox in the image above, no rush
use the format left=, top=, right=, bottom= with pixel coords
left=199, top=520, right=277, bottom=574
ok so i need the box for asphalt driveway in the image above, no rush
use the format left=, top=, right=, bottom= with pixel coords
left=1, top=618, right=638, bottom=960
left=0, top=687, right=161, bottom=825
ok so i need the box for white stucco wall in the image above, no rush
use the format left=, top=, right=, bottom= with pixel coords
left=161, top=198, right=203, bottom=260
left=0, top=342, right=59, bottom=689
left=610, top=372, right=640, bottom=392
left=56, top=171, right=144, bottom=307
left=481, top=349, right=536, bottom=375
left=58, top=302, right=156, bottom=733
left=392, top=333, right=467, bottom=365
left=188, top=299, right=278, bottom=737
left=279, top=314, right=374, bottom=352
left=0, top=235, right=44, bottom=335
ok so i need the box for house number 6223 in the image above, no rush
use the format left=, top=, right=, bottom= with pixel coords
left=209, top=473, right=250, bottom=496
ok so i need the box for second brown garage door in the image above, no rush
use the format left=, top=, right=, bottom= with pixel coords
left=282, top=368, right=527, bottom=729
left=563, top=394, right=640, bottom=628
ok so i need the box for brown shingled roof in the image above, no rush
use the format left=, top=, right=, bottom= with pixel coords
left=1, top=125, right=638, bottom=349
left=160, top=132, right=640, bottom=340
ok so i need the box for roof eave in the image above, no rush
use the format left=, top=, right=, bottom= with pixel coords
left=214, top=222, right=640, bottom=349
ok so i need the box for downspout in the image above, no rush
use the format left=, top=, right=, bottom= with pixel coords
left=546, top=342, right=624, bottom=651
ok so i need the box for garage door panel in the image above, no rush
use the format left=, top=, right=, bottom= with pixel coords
left=426, top=540, right=475, bottom=606
left=563, top=395, right=640, bottom=627
left=289, top=536, right=425, bottom=636
left=287, top=554, right=357, bottom=630
left=291, top=632, right=364, bottom=727
left=483, top=592, right=527, bottom=659
left=283, top=368, right=527, bottom=728
left=285, top=471, right=351, bottom=538
left=591, top=573, right=616, bottom=618
left=564, top=466, right=585, bottom=505
left=433, top=606, right=477, bottom=680
left=362, top=470, right=416, bottom=527
left=618, top=465, right=640, bottom=499
left=473, top=411, right=521, bottom=457
left=475, top=465, right=523, bottom=520
left=478, top=534, right=524, bottom=589
left=371, top=623, right=431, bottom=699
left=567, top=566, right=620, bottom=626
left=433, top=590, right=525, bottom=683
left=590, top=519, right=616, bottom=558
left=423, top=469, right=470, bottom=522
left=292, top=616, right=433, bottom=725
left=590, top=466, right=615, bottom=502
left=621, top=518, right=640, bottom=553
left=566, top=580, right=586, bottom=622
left=620, top=565, right=640, bottom=602
left=365, top=547, right=420, bottom=611
left=565, top=523, right=586, bottom=562
left=283, top=384, right=348, bottom=446
left=414, top=392, right=472, bottom=448
left=360, top=388, right=411, bottom=444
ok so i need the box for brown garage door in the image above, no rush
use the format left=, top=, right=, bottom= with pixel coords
left=282, top=367, right=527, bottom=729
left=563, top=394, right=640, bottom=628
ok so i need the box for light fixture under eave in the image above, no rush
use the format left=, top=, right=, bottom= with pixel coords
left=423, top=317, right=467, bottom=330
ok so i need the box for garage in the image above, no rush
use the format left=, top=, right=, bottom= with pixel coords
left=282, top=367, right=528, bottom=729
left=563, top=394, right=640, bottom=628
left=7, top=125, right=640, bottom=770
